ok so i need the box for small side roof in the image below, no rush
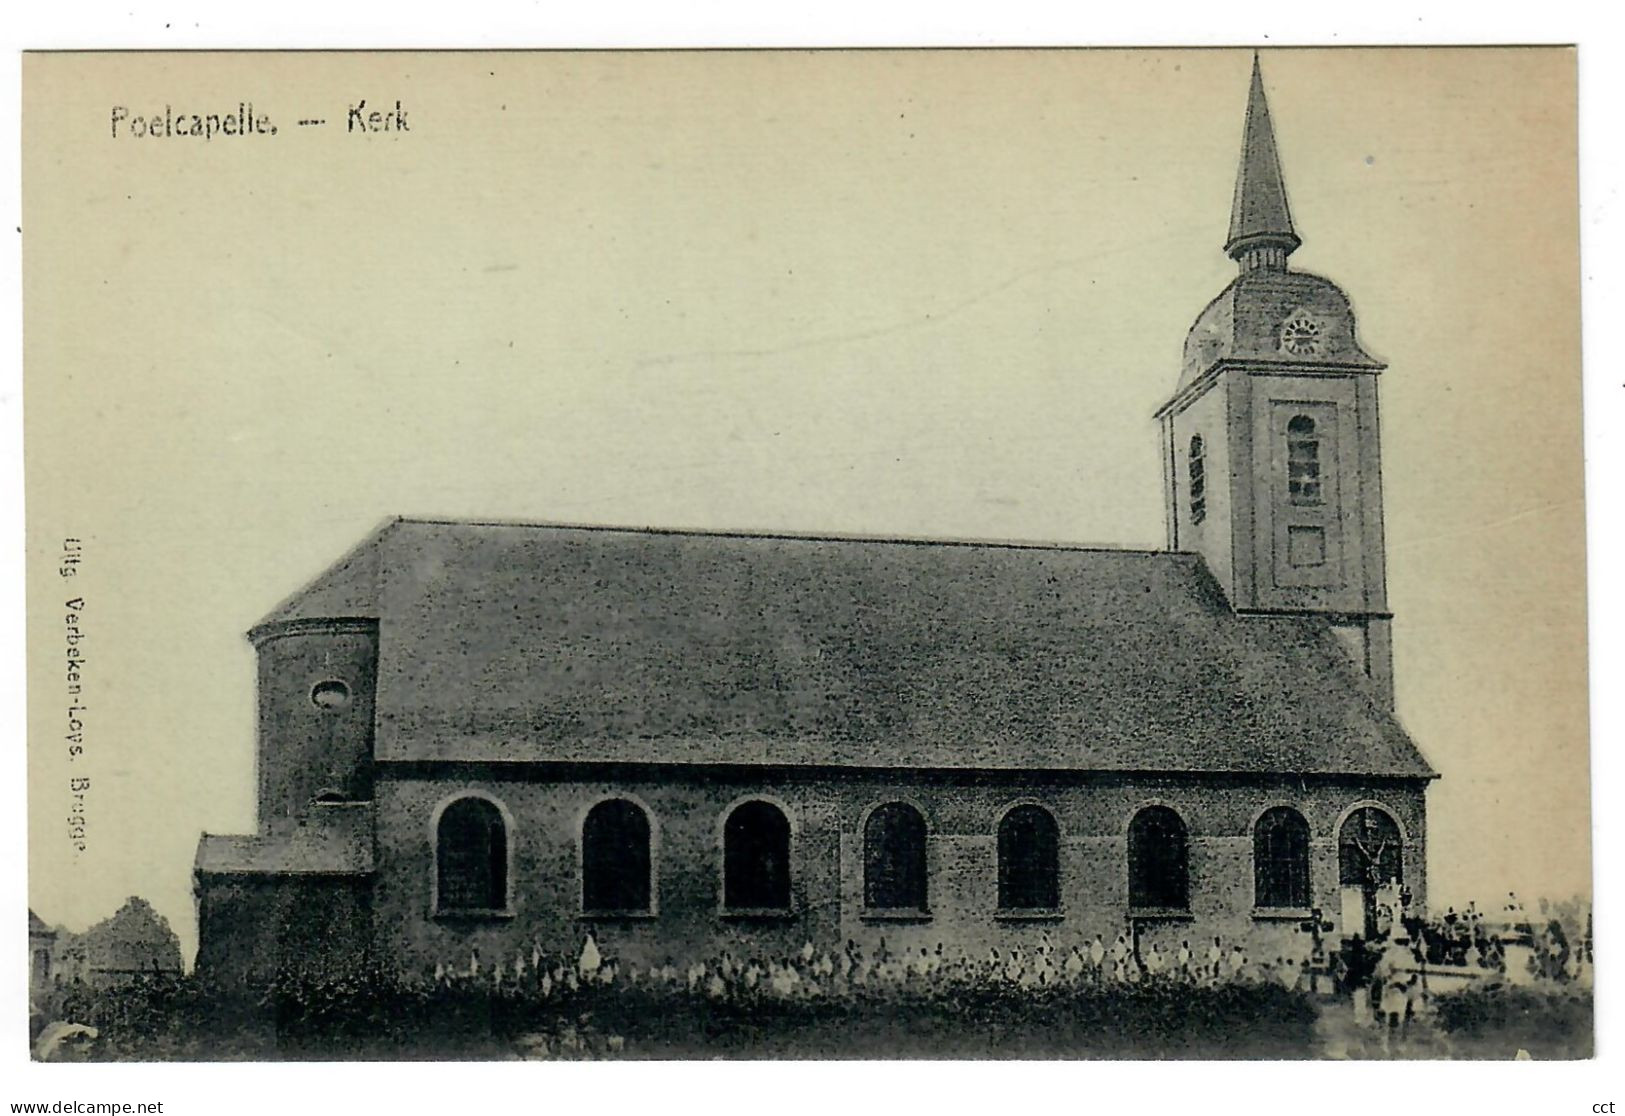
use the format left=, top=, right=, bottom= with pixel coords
left=195, top=805, right=375, bottom=876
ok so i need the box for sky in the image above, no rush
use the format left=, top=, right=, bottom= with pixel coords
left=23, top=47, right=1586, bottom=960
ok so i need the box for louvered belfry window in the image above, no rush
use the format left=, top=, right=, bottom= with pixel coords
left=1287, top=414, right=1323, bottom=505
left=1189, top=434, right=1207, bottom=524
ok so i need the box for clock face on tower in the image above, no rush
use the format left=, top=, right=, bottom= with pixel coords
left=1279, top=314, right=1325, bottom=357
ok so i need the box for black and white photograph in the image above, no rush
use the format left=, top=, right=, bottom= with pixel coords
left=14, top=33, right=1602, bottom=1104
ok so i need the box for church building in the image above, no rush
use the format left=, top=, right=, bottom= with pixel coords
left=194, top=60, right=1433, bottom=982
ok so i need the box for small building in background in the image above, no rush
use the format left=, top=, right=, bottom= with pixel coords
left=47, top=898, right=184, bottom=988
left=28, top=910, right=58, bottom=998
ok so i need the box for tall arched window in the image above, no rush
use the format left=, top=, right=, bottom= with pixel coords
left=723, top=801, right=791, bottom=911
left=1254, top=806, right=1311, bottom=909
left=1128, top=805, right=1189, bottom=911
left=998, top=804, right=1060, bottom=911
left=1188, top=434, right=1207, bottom=525
left=1338, top=806, right=1402, bottom=889
left=1287, top=415, right=1323, bottom=505
left=1339, top=805, right=1403, bottom=938
left=436, top=796, right=508, bottom=912
left=582, top=798, right=653, bottom=914
left=864, top=802, right=928, bottom=912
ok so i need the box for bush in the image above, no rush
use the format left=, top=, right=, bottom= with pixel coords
left=1431, top=983, right=1592, bottom=1059
left=33, top=966, right=1321, bottom=1061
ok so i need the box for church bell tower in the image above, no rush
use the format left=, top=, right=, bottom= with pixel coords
left=1156, top=56, right=1394, bottom=706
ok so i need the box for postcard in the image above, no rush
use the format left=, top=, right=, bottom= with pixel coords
left=22, top=46, right=1589, bottom=1062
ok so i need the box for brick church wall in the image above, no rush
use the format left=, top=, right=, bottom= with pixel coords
left=368, top=767, right=1425, bottom=973
left=195, top=875, right=373, bottom=983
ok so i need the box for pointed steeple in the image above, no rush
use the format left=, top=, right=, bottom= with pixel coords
left=1225, top=54, right=1300, bottom=271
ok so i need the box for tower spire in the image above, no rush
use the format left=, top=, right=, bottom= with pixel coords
left=1226, top=54, right=1300, bottom=271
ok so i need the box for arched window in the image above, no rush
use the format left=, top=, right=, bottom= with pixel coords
left=864, top=802, right=928, bottom=912
left=1128, top=805, right=1189, bottom=911
left=436, top=796, right=507, bottom=912
left=1338, top=806, right=1402, bottom=889
left=1287, top=415, right=1322, bottom=505
left=723, top=801, right=791, bottom=911
left=582, top=799, right=652, bottom=914
left=998, top=804, right=1060, bottom=911
left=1188, top=435, right=1207, bottom=525
left=1254, top=806, right=1311, bottom=909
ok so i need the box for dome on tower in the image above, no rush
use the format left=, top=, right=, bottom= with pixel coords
left=1178, top=268, right=1382, bottom=389
left=1175, top=57, right=1385, bottom=391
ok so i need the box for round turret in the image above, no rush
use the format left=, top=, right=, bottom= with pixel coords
left=250, top=617, right=379, bottom=834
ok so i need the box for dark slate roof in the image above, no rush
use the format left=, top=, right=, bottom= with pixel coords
left=257, top=517, right=1432, bottom=779
left=1172, top=268, right=1383, bottom=393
